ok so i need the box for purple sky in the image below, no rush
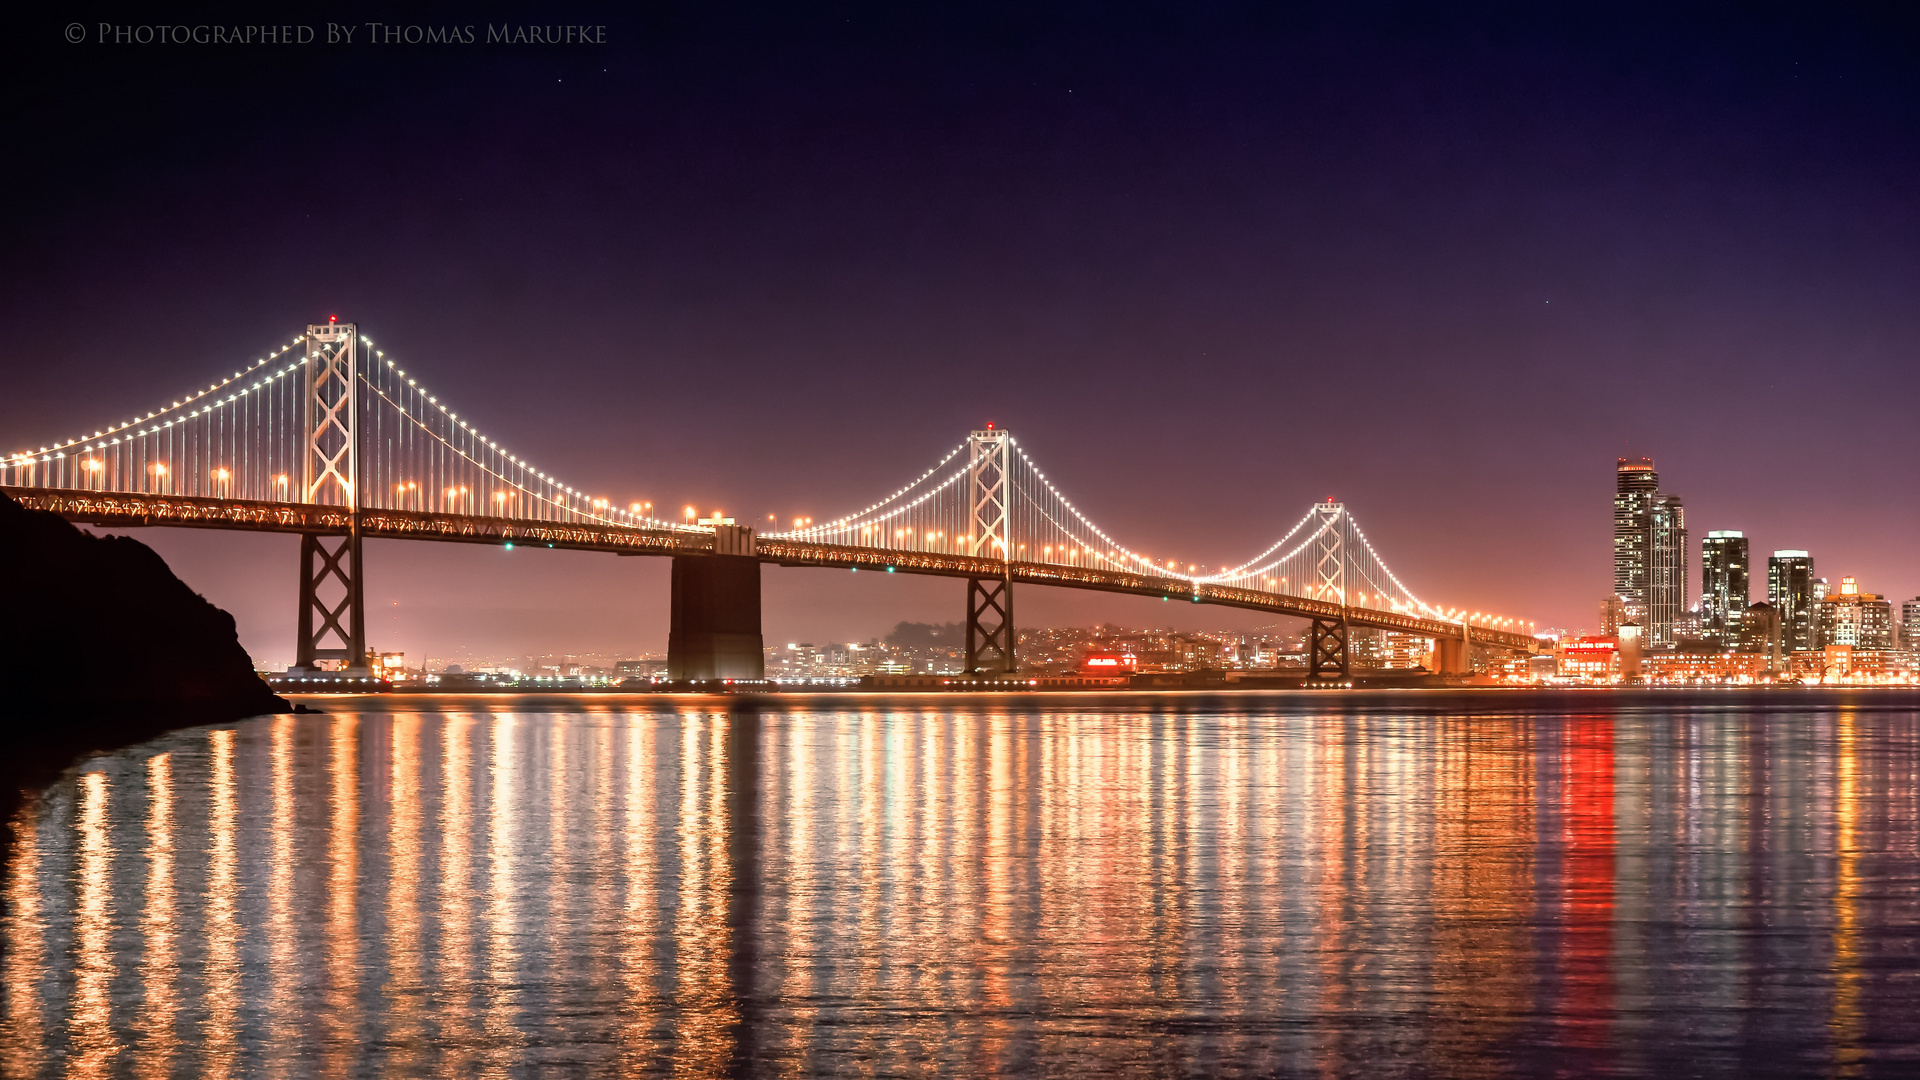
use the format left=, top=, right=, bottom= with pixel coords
left=6, top=4, right=1918, bottom=667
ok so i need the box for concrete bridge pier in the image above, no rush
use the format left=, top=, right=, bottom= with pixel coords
left=1432, top=622, right=1475, bottom=675
left=668, top=525, right=765, bottom=682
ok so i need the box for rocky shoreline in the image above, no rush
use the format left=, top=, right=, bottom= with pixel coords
left=0, top=491, right=296, bottom=822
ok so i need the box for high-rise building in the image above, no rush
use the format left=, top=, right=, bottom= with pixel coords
left=1599, top=595, right=1627, bottom=637
left=1816, top=577, right=1894, bottom=650
left=1613, top=458, right=1658, bottom=621
left=1769, top=551, right=1815, bottom=652
left=1904, top=597, right=1920, bottom=649
left=1738, top=601, right=1782, bottom=668
left=1699, top=531, right=1749, bottom=646
left=1646, top=493, right=1687, bottom=648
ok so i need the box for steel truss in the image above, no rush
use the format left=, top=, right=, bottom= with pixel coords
left=966, top=574, right=1017, bottom=675
left=1311, top=501, right=1345, bottom=603
left=297, top=531, right=365, bottom=670
left=1308, top=616, right=1350, bottom=680
left=303, top=322, right=358, bottom=507
left=966, top=428, right=1009, bottom=558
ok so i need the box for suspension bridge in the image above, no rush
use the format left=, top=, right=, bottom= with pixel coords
left=4, top=321, right=1540, bottom=683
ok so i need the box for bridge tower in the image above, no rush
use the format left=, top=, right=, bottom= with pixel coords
left=1306, top=501, right=1349, bottom=680
left=963, top=427, right=1015, bottom=675
left=293, top=320, right=367, bottom=674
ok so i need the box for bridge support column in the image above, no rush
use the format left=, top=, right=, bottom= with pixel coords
left=669, top=526, right=764, bottom=683
left=1433, top=636, right=1471, bottom=675
left=294, top=528, right=366, bottom=672
left=1307, top=616, right=1349, bottom=680
left=965, top=575, right=1016, bottom=675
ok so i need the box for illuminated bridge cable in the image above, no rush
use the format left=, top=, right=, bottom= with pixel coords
left=354, top=336, right=701, bottom=532
left=1, top=325, right=1528, bottom=632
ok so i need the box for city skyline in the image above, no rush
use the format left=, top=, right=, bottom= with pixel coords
left=1612, top=451, right=1912, bottom=658
left=5, top=6, right=1918, bottom=661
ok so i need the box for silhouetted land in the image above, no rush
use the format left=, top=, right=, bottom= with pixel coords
left=0, top=492, right=292, bottom=823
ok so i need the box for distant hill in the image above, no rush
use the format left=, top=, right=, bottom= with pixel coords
left=0, top=492, right=292, bottom=819
left=885, top=621, right=966, bottom=649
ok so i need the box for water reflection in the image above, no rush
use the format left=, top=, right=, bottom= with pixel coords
left=263, top=717, right=296, bottom=1079
left=4, top=697, right=1919, bottom=1077
left=70, top=771, right=115, bottom=1077
left=137, top=753, right=176, bottom=1080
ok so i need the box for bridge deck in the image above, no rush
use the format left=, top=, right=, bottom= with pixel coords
left=10, top=487, right=1538, bottom=653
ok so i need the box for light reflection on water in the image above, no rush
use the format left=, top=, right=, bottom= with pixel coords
left=3, top=696, right=1919, bottom=1077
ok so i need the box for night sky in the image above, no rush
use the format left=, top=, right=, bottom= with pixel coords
left=6, top=4, right=1917, bottom=668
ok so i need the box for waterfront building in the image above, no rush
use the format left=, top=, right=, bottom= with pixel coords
left=1792, top=644, right=1897, bottom=683
left=1768, top=551, right=1816, bottom=652
left=1645, top=651, right=1772, bottom=683
left=1079, top=650, right=1139, bottom=674
left=1904, top=597, right=1920, bottom=648
left=1646, top=493, right=1687, bottom=648
left=1699, top=531, right=1749, bottom=646
left=1556, top=637, right=1620, bottom=683
left=1613, top=458, right=1659, bottom=621
left=372, top=651, right=408, bottom=682
left=1816, top=577, right=1894, bottom=650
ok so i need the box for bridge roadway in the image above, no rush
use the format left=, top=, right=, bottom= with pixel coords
left=9, top=487, right=1540, bottom=654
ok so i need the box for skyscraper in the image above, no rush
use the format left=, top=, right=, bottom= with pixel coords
left=1816, top=577, right=1894, bottom=650
left=1905, top=597, right=1920, bottom=650
left=1699, top=531, right=1749, bottom=646
left=1646, top=493, right=1687, bottom=648
left=1614, top=458, right=1658, bottom=621
left=1768, top=551, right=1815, bottom=652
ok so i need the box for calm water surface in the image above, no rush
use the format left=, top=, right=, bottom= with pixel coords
left=4, top=692, right=1918, bottom=1077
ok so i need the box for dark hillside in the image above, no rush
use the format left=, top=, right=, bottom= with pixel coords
left=0, top=491, right=293, bottom=820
